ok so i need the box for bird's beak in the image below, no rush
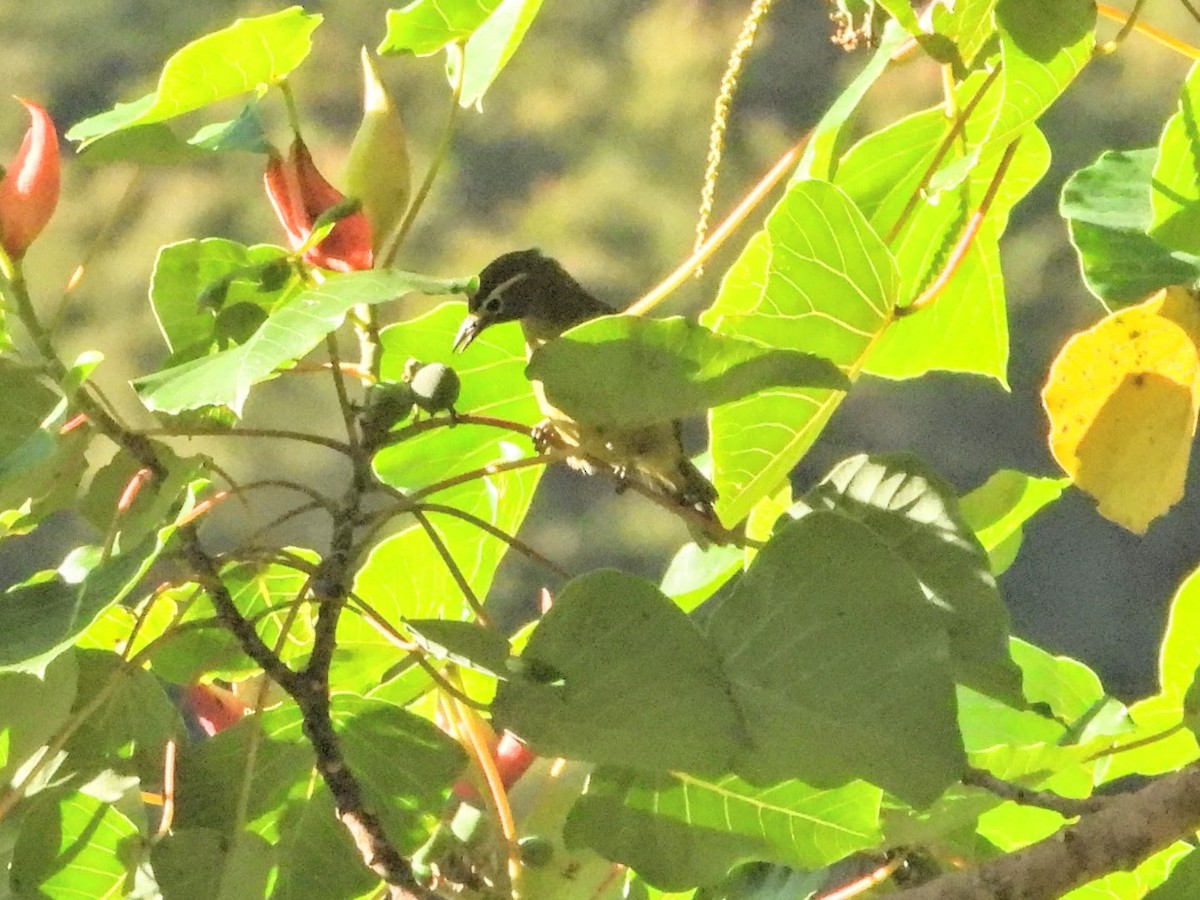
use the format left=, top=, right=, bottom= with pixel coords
left=453, top=313, right=484, bottom=353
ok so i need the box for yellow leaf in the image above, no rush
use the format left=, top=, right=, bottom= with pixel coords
left=1042, top=290, right=1200, bottom=534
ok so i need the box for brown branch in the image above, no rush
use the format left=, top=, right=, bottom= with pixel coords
left=896, top=761, right=1200, bottom=899
left=962, top=768, right=1111, bottom=818
left=7, top=251, right=433, bottom=898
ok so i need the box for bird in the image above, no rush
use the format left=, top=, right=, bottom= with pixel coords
left=452, top=248, right=720, bottom=530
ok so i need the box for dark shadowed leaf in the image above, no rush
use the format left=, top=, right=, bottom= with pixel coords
left=802, top=453, right=1024, bottom=704
left=493, top=570, right=743, bottom=775
left=529, top=316, right=847, bottom=429
left=705, top=513, right=965, bottom=806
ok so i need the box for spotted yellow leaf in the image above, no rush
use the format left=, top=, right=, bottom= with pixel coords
left=1042, top=287, right=1200, bottom=533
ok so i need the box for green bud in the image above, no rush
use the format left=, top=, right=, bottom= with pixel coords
left=360, top=380, right=415, bottom=444
left=408, top=362, right=461, bottom=415
left=345, top=48, right=411, bottom=253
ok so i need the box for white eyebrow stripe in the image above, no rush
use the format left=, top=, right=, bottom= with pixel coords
left=485, top=272, right=528, bottom=304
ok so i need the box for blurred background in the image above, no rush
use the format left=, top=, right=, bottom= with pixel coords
left=1, top=0, right=1196, bottom=698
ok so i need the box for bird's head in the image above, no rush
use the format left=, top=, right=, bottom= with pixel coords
left=453, top=248, right=573, bottom=352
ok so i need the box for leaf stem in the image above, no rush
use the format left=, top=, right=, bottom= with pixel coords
left=900, top=137, right=1021, bottom=315
left=418, top=502, right=569, bottom=578
left=885, top=62, right=1004, bottom=245
left=1096, top=3, right=1200, bottom=58
left=413, top=508, right=493, bottom=628
left=1095, top=0, right=1152, bottom=55
left=627, top=129, right=811, bottom=317
left=379, top=42, right=467, bottom=268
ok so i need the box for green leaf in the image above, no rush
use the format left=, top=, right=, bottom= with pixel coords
left=188, top=103, right=271, bottom=154
left=63, top=651, right=182, bottom=786
left=273, top=787, right=378, bottom=900
left=567, top=768, right=880, bottom=890
left=1151, top=61, right=1200, bottom=254
left=152, top=829, right=274, bottom=900
left=149, top=239, right=295, bottom=363
left=991, top=0, right=1094, bottom=145
left=1009, top=638, right=1105, bottom=725
left=344, top=469, right=539, bottom=684
left=333, top=696, right=465, bottom=851
left=493, top=570, right=743, bottom=775
left=705, top=513, right=965, bottom=806
left=1061, top=149, right=1200, bottom=304
left=794, top=21, right=907, bottom=182
left=175, top=703, right=313, bottom=842
left=1067, top=841, right=1194, bottom=899
left=529, top=316, right=847, bottom=429
left=1146, top=845, right=1200, bottom=899
left=930, top=0, right=1000, bottom=67
left=835, top=98, right=1050, bottom=383
left=76, top=123, right=209, bottom=165
left=380, top=0, right=504, bottom=56
left=134, top=270, right=470, bottom=415
left=404, top=618, right=512, bottom=677
left=67, top=8, right=322, bottom=148
left=455, top=0, right=545, bottom=109
left=1098, top=563, right=1200, bottom=782
left=151, top=553, right=317, bottom=683
left=701, top=179, right=897, bottom=526
left=660, top=542, right=742, bottom=613
left=0, top=651, right=78, bottom=784
left=373, top=301, right=541, bottom=489
left=0, top=527, right=176, bottom=671
left=802, top=453, right=1023, bottom=705
left=959, top=470, right=1067, bottom=574
left=10, top=780, right=153, bottom=898
left=0, top=362, right=90, bottom=532
left=271, top=698, right=464, bottom=898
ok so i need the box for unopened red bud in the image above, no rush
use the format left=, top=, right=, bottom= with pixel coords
left=0, top=99, right=60, bottom=260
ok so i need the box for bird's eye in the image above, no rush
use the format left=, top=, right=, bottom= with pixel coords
left=483, top=294, right=504, bottom=314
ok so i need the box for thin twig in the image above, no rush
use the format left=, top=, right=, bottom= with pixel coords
left=1085, top=723, right=1187, bottom=762
left=817, top=856, right=904, bottom=900
left=418, top=502, right=569, bottom=578
left=151, top=739, right=178, bottom=843
left=627, top=130, right=811, bottom=317
left=383, top=412, right=534, bottom=448
left=412, top=508, right=493, bottom=628
left=1096, top=3, right=1200, bottom=58
left=228, top=478, right=340, bottom=514
left=406, top=455, right=551, bottom=504
left=1095, top=0, right=1151, bottom=55
left=962, top=767, right=1110, bottom=818
left=443, top=684, right=522, bottom=895
left=139, top=424, right=354, bottom=455
left=326, top=331, right=362, bottom=452
left=51, top=169, right=145, bottom=333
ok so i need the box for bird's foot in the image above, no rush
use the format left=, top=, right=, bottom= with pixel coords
left=530, top=419, right=563, bottom=454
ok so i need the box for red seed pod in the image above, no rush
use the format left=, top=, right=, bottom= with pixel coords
left=0, top=99, right=60, bottom=260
